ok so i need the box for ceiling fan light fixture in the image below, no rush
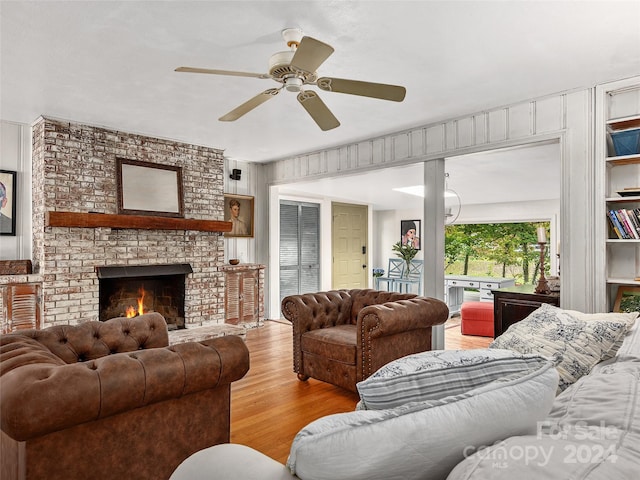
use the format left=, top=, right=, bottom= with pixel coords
left=285, top=77, right=303, bottom=92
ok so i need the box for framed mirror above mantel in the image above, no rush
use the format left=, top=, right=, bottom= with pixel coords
left=116, top=158, right=184, bottom=218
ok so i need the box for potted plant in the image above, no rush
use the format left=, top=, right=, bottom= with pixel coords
left=372, top=268, right=385, bottom=278
left=392, top=241, right=418, bottom=277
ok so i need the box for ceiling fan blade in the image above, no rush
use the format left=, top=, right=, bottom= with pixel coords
left=297, top=90, right=340, bottom=131
left=316, top=77, right=406, bottom=102
left=175, top=67, right=270, bottom=79
left=290, top=36, right=334, bottom=74
left=219, top=88, right=281, bottom=121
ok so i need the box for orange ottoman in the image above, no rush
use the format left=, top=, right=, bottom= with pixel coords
left=460, top=301, right=494, bottom=337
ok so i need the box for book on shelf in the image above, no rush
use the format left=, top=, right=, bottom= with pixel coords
left=608, top=210, right=625, bottom=238
left=627, top=210, right=640, bottom=239
left=620, top=210, right=640, bottom=239
left=607, top=208, right=640, bottom=239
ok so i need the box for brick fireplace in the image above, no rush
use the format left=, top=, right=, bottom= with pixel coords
left=96, top=263, right=193, bottom=329
left=31, top=117, right=229, bottom=330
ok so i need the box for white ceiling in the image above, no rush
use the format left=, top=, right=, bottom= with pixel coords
left=2, top=0, right=640, bottom=166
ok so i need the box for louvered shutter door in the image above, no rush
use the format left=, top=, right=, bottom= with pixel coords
left=3, top=283, right=41, bottom=333
left=300, top=204, right=320, bottom=294
left=225, top=272, right=241, bottom=324
left=280, top=202, right=300, bottom=300
left=240, top=270, right=258, bottom=323
left=279, top=201, right=320, bottom=301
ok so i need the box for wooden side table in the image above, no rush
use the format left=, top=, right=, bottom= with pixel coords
left=220, top=263, right=265, bottom=327
left=492, top=285, right=560, bottom=338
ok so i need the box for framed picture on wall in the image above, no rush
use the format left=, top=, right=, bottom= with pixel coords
left=116, top=158, right=184, bottom=217
left=400, top=219, right=421, bottom=250
left=613, top=286, right=640, bottom=313
left=0, top=169, right=17, bottom=236
left=224, top=193, right=254, bottom=237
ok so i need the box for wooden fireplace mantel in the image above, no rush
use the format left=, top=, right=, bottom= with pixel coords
left=46, top=211, right=232, bottom=233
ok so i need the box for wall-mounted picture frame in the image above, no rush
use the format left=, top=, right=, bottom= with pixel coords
left=224, top=193, right=254, bottom=238
left=0, top=169, right=17, bottom=236
left=613, top=286, right=640, bottom=313
left=117, top=158, right=184, bottom=218
left=400, top=219, right=421, bottom=250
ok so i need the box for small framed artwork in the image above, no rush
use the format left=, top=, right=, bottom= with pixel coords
left=224, top=193, right=254, bottom=237
left=613, top=286, right=640, bottom=313
left=0, top=169, right=17, bottom=236
left=400, top=219, right=421, bottom=250
left=117, top=158, right=184, bottom=217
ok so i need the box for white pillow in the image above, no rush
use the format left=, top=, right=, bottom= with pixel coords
left=356, top=348, right=551, bottom=410
left=287, top=360, right=558, bottom=480
left=490, top=304, right=634, bottom=392
left=614, top=314, right=640, bottom=361
left=559, top=308, right=638, bottom=359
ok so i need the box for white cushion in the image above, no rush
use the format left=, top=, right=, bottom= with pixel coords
left=617, top=314, right=640, bottom=360
left=170, top=444, right=295, bottom=480
left=286, top=359, right=558, bottom=480
left=448, top=358, right=640, bottom=480
left=490, top=303, right=635, bottom=392
left=356, top=348, right=551, bottom=410
left=559, top=308, right=638, bottom=359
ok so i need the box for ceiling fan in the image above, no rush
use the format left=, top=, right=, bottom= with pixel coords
left=175, top=28, right=406, bottom=131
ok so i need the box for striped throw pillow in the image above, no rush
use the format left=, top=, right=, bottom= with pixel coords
left=356, top=348, right=550, bottom=410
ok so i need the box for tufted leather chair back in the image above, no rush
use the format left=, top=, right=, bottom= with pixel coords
left=348, top=289, right=417, bottom=324
left=11, top=312, right=168, bottom=364
left=284, top=290, right=354, bottom=328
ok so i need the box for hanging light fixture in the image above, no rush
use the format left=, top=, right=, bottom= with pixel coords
left=444, top=173, right=461, bottom=225
left=392, top=173, right=462, bottom=224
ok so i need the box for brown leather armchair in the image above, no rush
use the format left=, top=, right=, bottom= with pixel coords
left=282, top=289, right=449, bottom=392
left=0, top=313, right=250, bottom=480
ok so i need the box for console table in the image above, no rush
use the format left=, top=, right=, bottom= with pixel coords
left=445, top=275, right=515, bottom=315
left=492, top=285, right=560, bottom=338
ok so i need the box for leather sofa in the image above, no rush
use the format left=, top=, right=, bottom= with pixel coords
left=282, top=289, right=449, bottom=392
left=0, top=313, right=250, bottom=480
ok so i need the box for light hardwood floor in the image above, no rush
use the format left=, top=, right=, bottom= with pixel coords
left=230, top=319, right=492, bottom=464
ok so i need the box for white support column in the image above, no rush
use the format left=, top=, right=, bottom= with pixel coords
left=423, top=158, right=446, bottom=350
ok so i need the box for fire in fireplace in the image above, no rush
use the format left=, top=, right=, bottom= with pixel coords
left=96, top=264, right=192, bottom=330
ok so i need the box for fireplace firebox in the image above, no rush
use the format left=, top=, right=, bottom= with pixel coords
left=96, top=264, right=192, bottom=330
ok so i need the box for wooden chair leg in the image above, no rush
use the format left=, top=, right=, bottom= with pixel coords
left=297, top=373, right=309, bottom=381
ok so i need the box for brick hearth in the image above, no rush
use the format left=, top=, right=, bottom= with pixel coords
left=31, top=117, right=230, bottom=330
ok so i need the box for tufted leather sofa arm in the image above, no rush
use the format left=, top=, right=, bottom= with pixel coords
left=358, top=296, right=450, bottom=338
left=0, top=315, right=250, bottom=442
left=357, top=296, right=449, bottom=378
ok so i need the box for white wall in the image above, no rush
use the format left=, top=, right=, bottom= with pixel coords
left=373, top=209, right=424, bottom=273
left=223, top=158, right=263, bottom=265
left=0, top=121, right=32, bottom=260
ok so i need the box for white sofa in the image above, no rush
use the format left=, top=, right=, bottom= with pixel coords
left=170, top=307, right=640, bottom=480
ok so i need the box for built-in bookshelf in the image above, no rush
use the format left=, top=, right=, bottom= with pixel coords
left=598, top=79, right=640, bottom=310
